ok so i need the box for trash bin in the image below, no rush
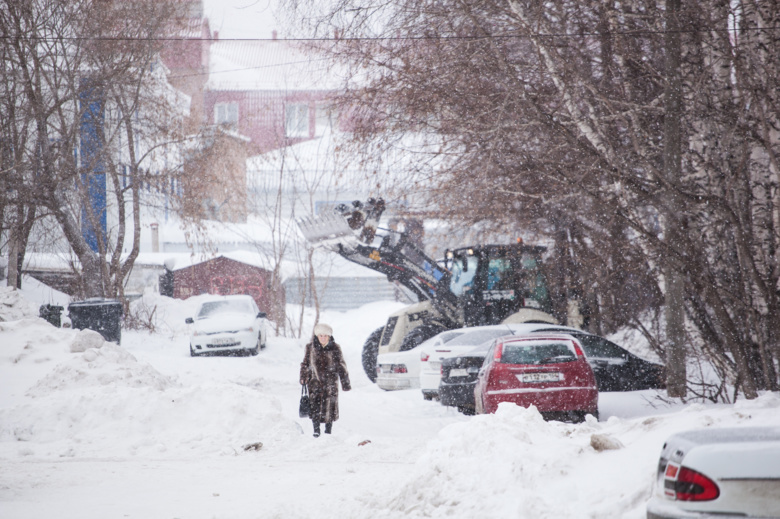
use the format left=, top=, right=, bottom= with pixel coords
left=39, top=304, right=64, bottom=327
left=159, top=268, right=174, bottom=297
left=68, top=298, right=123, bottom=344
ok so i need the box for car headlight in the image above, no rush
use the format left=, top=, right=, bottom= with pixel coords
left=240, top=326, right=255, bottom=333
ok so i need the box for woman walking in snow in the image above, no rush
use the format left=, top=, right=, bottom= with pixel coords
left=300, top=323, right=351, bottom=437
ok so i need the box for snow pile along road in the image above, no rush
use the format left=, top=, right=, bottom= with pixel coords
left=0, top=316, right=302, bottom=460
left=372, top=395, right=780, bottom=518
left=0, top=286, right=37, bottom=322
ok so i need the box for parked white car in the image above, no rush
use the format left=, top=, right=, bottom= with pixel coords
left=646, top=426, right=780, bottom=519
left=376, top=329, right=465, bottom=391
left=419, top=323, right=581, bottom=400
left=186, top=295, right=267, bottom=357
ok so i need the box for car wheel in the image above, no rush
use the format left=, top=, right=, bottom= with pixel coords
left=189, top=344, right=198, bottom=357
left=458, top=405, right=476, bottom=416
left=567, top=410, right=598, bottom=423
left=250, top=334, right=262, bottom=355
left=361, top=326, right=384, bottom=383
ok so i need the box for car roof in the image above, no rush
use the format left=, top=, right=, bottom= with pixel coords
left=446, top=328, right=585, bottom=356
left=198, top=294, right=253, bottom=303
left=444, top=324, right=579, bottom=345
left=413, top=330, right=466, bottom=352
left=500, top=332, right=583, bottom=343
left=195, top=294, right=255, bottom=311
left=668, top=426, right=780, bottom=446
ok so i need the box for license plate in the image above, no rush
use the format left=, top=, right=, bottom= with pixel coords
left=449, top=368, right=469, bottom=378
left=429, top=361, right=441, bottom=371
left=211, top=337, right=234, bottom=345
left=519, top=372, right=563, bottom=383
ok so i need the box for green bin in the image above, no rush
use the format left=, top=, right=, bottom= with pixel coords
left=68, top=299, right=123, bottom=344
left=39, top=304, right=64, bottom=327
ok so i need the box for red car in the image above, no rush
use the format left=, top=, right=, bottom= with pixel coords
left=474, top=334, right=599, bottom=422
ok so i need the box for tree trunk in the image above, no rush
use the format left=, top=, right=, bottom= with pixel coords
left=663, top=0, right=687, bottom=398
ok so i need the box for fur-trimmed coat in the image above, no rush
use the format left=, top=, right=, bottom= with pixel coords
left=300, top=338, right=351, bottom=423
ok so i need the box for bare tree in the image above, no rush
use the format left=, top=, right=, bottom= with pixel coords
left=1, top=0, right=189, bottom=300
left=247, top=129, right=371, bottom=337
left=283, top=0, right=780, bottom=398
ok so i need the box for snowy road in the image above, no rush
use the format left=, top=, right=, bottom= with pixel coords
left=1, top=297, right=471, bottom=518
left=3, top=292, right=780, bottom=519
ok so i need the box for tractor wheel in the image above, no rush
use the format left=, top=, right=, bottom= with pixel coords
left=361, top=326, right=385, bottom=383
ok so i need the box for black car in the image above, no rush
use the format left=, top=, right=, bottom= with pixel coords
left=439, top=328, right=665, bottom=415
left=439, top=341, right=493, bottom=415
left=568, top=331, right=665, bottom=392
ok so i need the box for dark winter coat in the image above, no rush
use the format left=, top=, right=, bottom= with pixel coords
left=300, top=337, right=351, bottom=423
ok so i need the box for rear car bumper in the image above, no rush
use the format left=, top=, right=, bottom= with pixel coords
left=376, top=374, right=419, bottom=391
left=439, top=381, right=477, bottom=408
left=419, top=368, right=441, bottom=392
left=646, top=497, right=770, bottom=519
left=191, top=330, right=256, bottom=354
left=483, top=386, right=598, bottom=414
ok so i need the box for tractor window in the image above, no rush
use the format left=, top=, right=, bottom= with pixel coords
left=380, top=316, right=399, bottom=346
left=520, top=254, right=550, bottom=309
left=450, top=256, right=478, bottom=296
left=486, top=258, right=515, bottom=290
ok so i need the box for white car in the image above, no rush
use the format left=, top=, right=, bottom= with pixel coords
left=186, top=295, right=267, bottom=357
left=646, top=426, right=780, bottom=519
left=376, top=330, right=465, bottom=391
left=419, top=323, right=581, bottom=400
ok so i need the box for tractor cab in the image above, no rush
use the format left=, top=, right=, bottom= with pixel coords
left=445, top=243, right=552, bottom=327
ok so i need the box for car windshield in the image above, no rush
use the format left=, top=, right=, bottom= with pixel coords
left=438, top=331, right=466, bottom=343
left=463, top=338, right=497, bottom=356
left=500, top=340, right=577, bottom=364
left=197, top=299, right=252, bottom=318
left=452, top=329, right=514, bottom=346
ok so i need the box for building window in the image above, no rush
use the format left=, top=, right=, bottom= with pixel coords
left=215, top=102, right=238, bottom=126
left=285, top=103, right=309, bottom=137
left=314, top=104, right=333, bottom=136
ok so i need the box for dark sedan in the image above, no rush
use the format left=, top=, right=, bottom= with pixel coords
left=439, top=342, right=492, bottom=415
left=439, top=328, right=665, bottom=415
left=569, top=331, right=665, bottom=391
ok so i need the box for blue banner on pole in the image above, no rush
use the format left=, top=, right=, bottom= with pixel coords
left=79, top=81, right=107, bottom=253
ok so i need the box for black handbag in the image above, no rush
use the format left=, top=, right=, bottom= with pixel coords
left=298, top=384, right=311, bottom=418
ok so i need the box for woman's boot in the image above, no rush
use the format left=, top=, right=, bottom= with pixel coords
left=313, top=420, right=321, bottom=437
left=324, top=422, right=332, bottom=434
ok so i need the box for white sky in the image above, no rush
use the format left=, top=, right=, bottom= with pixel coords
left=202, top=0, right=283, bottom=39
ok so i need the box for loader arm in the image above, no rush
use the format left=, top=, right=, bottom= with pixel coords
left=296, top=199, right=461, bottom=327
left=337, top=236, right=459, bottom=324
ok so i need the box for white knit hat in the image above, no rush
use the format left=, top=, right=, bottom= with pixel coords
left=313, top=323, right=333, bottom=336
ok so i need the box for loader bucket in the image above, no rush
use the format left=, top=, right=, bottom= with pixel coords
left=297, top=198, right=386, bottom=247
left=296, top=211, right=358, bottom=246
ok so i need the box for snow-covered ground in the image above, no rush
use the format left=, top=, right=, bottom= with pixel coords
left=2, top=281, right=780, bottom=519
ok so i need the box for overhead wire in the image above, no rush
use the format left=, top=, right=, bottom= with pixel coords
left=3, top=25, right=778, bottom=81
left=0, top=23, right=778, bottom=42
